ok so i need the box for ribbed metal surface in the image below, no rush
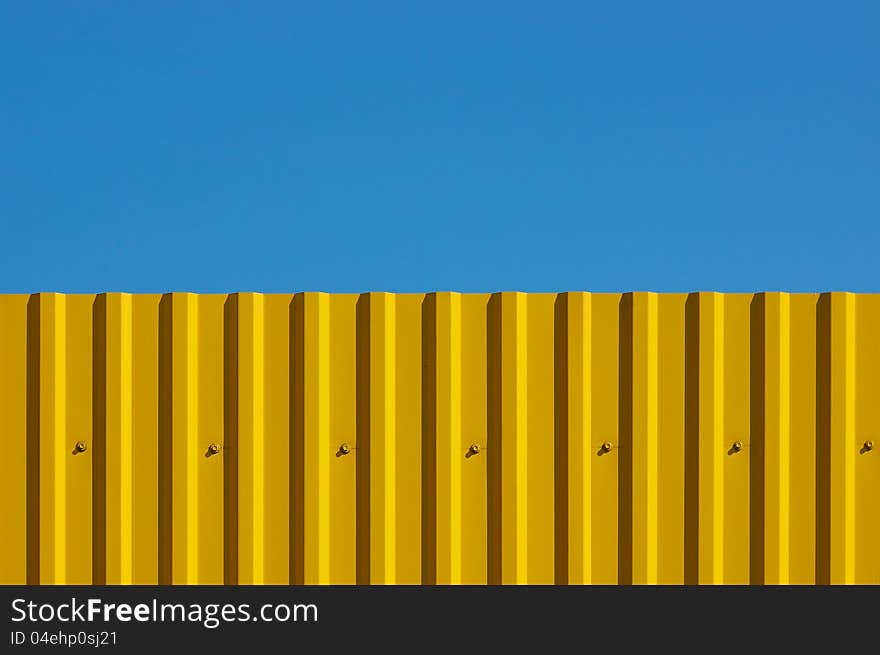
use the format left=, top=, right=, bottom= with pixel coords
left=1, top=292, right=878, bottom=584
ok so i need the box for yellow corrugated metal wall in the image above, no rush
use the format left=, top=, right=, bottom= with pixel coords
left=1, top=292, right=878, bottom=585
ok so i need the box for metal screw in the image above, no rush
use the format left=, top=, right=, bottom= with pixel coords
left=339, top=442, right=351, bottom=455
left=468, top=443, right=481, bottom=455
left=208, top=443, right=221, bottom=455
left=732, top=441, right=743, bottom=453
left=74, top=441, right=87, bottom=453
left=600, top=441, right=613, bottom=453
left=865, top=440, right=874, bottom=452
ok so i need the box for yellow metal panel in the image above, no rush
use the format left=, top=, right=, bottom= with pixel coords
left=328, top=294, right=358, bottom=584
left=855, top=294, right=880, bottom=583
left=656, top=294, right=686, bottom=584
left=722, top=294, right=750, bottom=584
left=394, top=294, right=423, bottom=583
left=427, top=292, right=462, bottom=583
left=195, top=295, right=225, bottom=584
left=828, top=293, right=856, bottom=584
left=554, top=292, right=592, bottom=584
left=292, top=292, right=330, bottom=584
left=229, top=292, right=266, bottom=584
left=788, top=294, right=817, bottom=583
left=756, top=292, right=791, bottom=584
left=695, top=292, right=724, bottom=584
left=38, top=293, right=68, bottom=584
left=590, top=294, right=620, bottom=584
left=95, top=293, right=134, bottom=584
left=489, top=292, right=529, bottom=584
left=459, top=294, right=488, bottom=584
left=163, top=293, right=195, bottom=583
left=65, top=295, right=93, bottom=585
left=364, top=292, right=397, bottom=584
left=5, top=291, right=880, bottom=585
left=627, top=292, right=659, bottom=584
left=262, top=294, right=291, bottom=584
left=0, top=295, right=28, bottom=584
left=525, top=294, right=555, bottom=584
left=131, top=294, right=160, bottom=584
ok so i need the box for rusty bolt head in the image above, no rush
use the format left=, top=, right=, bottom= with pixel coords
left=208, top=443, right=221, bottom=455
left=732, top=441, right=743, bottom=453
left=339, top=442, right=351, bottom=455
left=600, top=441, right=613, bottom=453
left=469, top=443, right=481, bottom=455
left=865, top=440, right=874, bottom=452
left=74, top=441, right=87, bottom=453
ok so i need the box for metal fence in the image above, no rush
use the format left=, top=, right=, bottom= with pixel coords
left=1, top=292, right=876, bottom=584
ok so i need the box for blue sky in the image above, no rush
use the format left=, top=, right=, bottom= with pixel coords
left=1, top=3, right=877, bottom=293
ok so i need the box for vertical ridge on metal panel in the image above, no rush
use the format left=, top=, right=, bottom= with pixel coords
left=395, top=294, right=423, bottom=584
left=554, top=292, right=592, bottom=584
left=170, top=293, right=198, bottom=584
left=629, top=293, right=659, bottom=584
left=356, top=293, right=397, bottom=584
left=788, top=294, right=816, bottom=583
left=374, top=293, right=397, bottom=584
left=132, top=295, right=160, bottom=584
left=290, top=293, right=303, bottom=584
left=526, top=294, right=554, bottom=583
left=855, top=294, right=880, bottom=583
left=94, top=293, right=134, bottom=584
left=424, top=292, right=463, bottom=584
left=829, top=293, right=856, bottom=584
left=293, top=292, right=331, bottom=584
left=657, top=294, right=686, bottom=584
left=224, top=293, right=267, bottom=584
left=460, top=294, right=488, bottom=584
left=619, top=293, right=660, bottom=584
left=224, top=294, right=239, bottom=583
left=39, top=293, right=67, bottom=584
left=488, top=292, right=528, bottom=584
left=332, top=295, right=358, bottom=583
left=263, top=294, right=291, bottom=584
left=0, top=295, right=27, bottom=584
left=238, top=293, right=266, bottom=584
left=420, top=295, right=436, bottom=583
left=722, top=295, right=750, bottom=584
left=591, top=294, right=620, bottom=584
left=698, top=292, right=724, bottom=584
left=758, top=292, right=792, bottom=584
left=198, top=295, right=225, bottom=583
left=68, top=295, right=95, bottom=584
left=380, top=293, right=398, bottom=584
